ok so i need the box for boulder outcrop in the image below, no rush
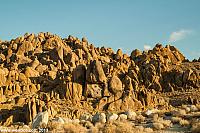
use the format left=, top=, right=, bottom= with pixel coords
left=0, top=33, right=199, bottom=128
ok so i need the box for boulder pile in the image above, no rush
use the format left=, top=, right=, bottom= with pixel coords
left=0, top=32, right=199, bottom=129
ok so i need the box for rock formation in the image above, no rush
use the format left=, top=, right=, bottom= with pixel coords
left=0, top=32, right=199, bottom=129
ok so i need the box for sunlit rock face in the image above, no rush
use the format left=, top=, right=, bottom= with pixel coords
left=0, top=32, right=199, bottom=128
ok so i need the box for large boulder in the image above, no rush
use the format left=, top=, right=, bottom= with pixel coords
left=131, top=49, right=142, bottom=59
left=92, top=112, right=106, bottom=123
left=85, top=84, right=102, bottom=98
left=32, top=111, right=49, bottom=129
left=25, top=67, right=39, bottom=78
left=0, top=68, right=7, bottom=86
left=72, top=65, right=86, bottom=83
left=86, top=60, right=107, bottom=83
left=17, top=41, right=34, bottom=56
left=109, top=76, right=123, bottom=94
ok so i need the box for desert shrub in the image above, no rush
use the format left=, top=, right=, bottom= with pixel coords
left=63, top=123, right=87, bottom=133
left=179, top=119, right=190, bottom=126
left=92, top=121, right=142, bottom=133
left=191, top=122, right=200, bottom=133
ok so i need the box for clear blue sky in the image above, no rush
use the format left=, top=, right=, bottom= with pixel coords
left=0, top=0, right=200, bottom=60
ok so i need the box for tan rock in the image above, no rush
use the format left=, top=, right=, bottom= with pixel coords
left=25, top=100, right=32, bottom=124
left=108, top=99, right=122, bottom=111
left=131, top=49, right=142, bottom=59
left=15, top=84, right=21, bottom=94
left=48, top=71, right=57, bottom=80
left=17, top=41, right=34, bottom=55
left=29, top=84, right=38, bottom=93
left=35, top=64, right=48, bottom=75
left=115, top=49, right=123, bottom=60
left=30, top=57, right=40, bottom=69
left=0, top=33, right=199, bottom=130
left=31, top=97, right=37, bottom=122
left=3, top=115, right=13, bottom=127
left=86, top=60, right=107, bottom=83
left=25, top=67, right=39, bottom=78
left=109, top=76, right=123, bottom=94
left=72, top=65, right=86, bottom=83
left=0, top=68, right=7, bottom=86
left=15, top=96, right=26, bottom=106
left=85, top=84, right=102, bottom=98
left=97, top=97, right=107, bottom=110
left=0, top=87, right=6, bottom=103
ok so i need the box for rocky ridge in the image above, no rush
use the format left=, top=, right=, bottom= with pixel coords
left=0, top=32, right=200, bottom=131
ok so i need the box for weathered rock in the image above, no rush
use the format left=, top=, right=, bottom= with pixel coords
left=86, top=84, right=102, bottom=98
left=86, top=60, right=107, bottom=83
left=80, top=113, right=93, bottom=122
left=3, top=115, right=13, bottom=127
left=30, top=57, right=40, bottom=69
left=191, top=122, right=200, bottom=132
left=107, top=113, right=118, bottom=122
left=115, top=49, right=123, bottom=60
left=15, top=96, right=26, bottom=105
left=109, top=76, right=123, bottom=94
left=72, top=65, right=86, bottom=83
left=131, top=49, right=142, bottom=59
left=121, top=96, right=143, bottom=111
left=61, top=82, right=83, bottom=101
left=25, top=67, right=39, bottom=78
left=136, top=114, right=145, bottom=123
left=62, top=118, right=72, bottom=123
left=0, top=87, right=6, bottom=103
left=29, top=84, right=38, bottom=93
left=190, top=105, right=198, bottom=112
left=92, top=112, right=106, bottom=123
left=32, top=111, right=49, bottom=129
left=0, top=68, right=7, bottom=86
left=118, top=114, right=127, bottom=121
left=51, top=117, right=65, bottom=124
left=31, top=97, right=37, bottom=122
left=17, top=41, right=34, bottom=56
left=0, top=33, right=199, bottom=131
left=125, top=110, right=137, bottom=120
left=108, top=99, right=122, bottom=111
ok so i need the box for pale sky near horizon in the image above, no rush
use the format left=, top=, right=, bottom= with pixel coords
left=0, top=0, right=200, bottom=60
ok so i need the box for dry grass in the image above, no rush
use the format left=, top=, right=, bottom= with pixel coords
left=190, top=105, right=198, bottom=112
left=191, top=122, right=200, bottom=133
left=136, top=115, right=145, bottom=123
left=143, top=127, right=153, bottom=132
left=153, top=122, right=164, bottom=130
left=47, top=121, right=63, bottom=130
left=63, top=123, right=87, bottom=133
left=47, top=122, right=87, bottom=133
left=181, top=105, right=190, bottom=113
left=161, top=119, right=172, bottom=128
left=171, top=116, right=182, bottom=124
left=99, top=122, right=117, bottom=133
left=154, top=117, right=171, bottom=128
left=195, top=104, right=200, bottom=111
left=89, top=120, right=144, bottom=133
left=152, top=114, right=159, bottom=122
left=47, top=119, right=147, bottom=133
left=81, top=120, right=94, bottom=129
left=179, top=119, right=190, bottom=126
left=173, top=109, right=186, bottom=117
left=99, top=121, right=137, bottom=133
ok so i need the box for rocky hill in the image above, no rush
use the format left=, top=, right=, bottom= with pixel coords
left=0, top=32, right=200, bottom=132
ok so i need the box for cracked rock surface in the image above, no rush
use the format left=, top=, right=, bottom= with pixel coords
left=0, top=33, right=199, bottom=132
